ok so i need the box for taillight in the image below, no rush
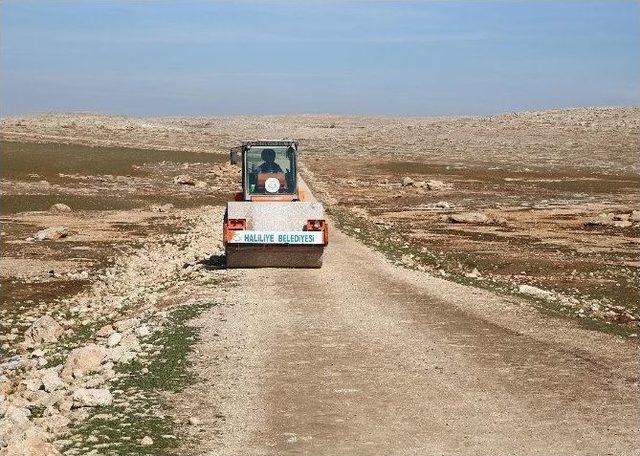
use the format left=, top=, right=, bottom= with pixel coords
left=306, top=219, right=329, bottom=245
left=306, top=219, right=325, bottom=231
left=228, top=219, right=246, bottom=230
left=223, top=218, right=246, bottom=244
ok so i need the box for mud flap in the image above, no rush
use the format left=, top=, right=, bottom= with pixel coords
left=225, top=244, right=324, bottom=268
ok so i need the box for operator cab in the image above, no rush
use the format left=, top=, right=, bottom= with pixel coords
left=232, top=141, right=301, bottom=201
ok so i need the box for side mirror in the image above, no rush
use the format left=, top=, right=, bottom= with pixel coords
left=230, top=147, right=242, bottom=166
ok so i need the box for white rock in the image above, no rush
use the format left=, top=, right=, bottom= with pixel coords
left=518, top=284, right=555, bottom=300
left=72, top=388, right=113, bottom=407
left=0, top=406, right=32, bottom=446
left=613, top=220, right=632, bottom=228
left=83, top=375, right=106, bottom=388
left=113, top=318, right=139, bottom=332
left=41, top=369, right=65, bottom=392
left=584, top=213, right=632, bottom=228
left=188, top=417, right=201, bottom=426
left=135, top=326, right=151, bottom=338
left=61, top=344, right=106, bottom=380
left=106, top=346, right=136, bottom=364
left=69, top=270, right=89, bottom=280
left=24, top=316, right=64, bottom=346
left=38, top=412, right=71, bottom=433
left=95, top=324, right=114, bottom=338
left=49, top=203, right=72, bottom=213
left=447, top=212, right=489, bottom=224
left=22, top=377, right=43, bottom=392
left=426, top=179, right=446, bottom=190
left=56, top=396, right=73, bottom=413
left=173, top=175, right=195, bottom=185
left=1, top=427, right=60, bottom=456
left=28, top=390, right=54, bottom=408
left=119, top=333, right=141, bottom=352
left=140, top=435, right=154, bottom=446
left=106, top=332, right=123, bottom=347
left=34, top=226, right=70, bottom=241
left=100, top=366, right=116, bottom=381
left=465, top=268, right=481, bottom=279
left=401, top=177, right=414, bottom=187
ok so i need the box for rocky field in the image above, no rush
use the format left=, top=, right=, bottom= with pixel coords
left=0, top=106, right=638, bottom=454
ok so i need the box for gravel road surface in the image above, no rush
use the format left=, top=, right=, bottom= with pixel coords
left=178, top=225, right=638, bottom=455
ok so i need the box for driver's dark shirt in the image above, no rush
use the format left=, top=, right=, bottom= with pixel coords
left=258, top=162, right=283, bottom=173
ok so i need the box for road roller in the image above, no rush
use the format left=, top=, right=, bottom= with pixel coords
left=223, top=140, right=328, bottom=268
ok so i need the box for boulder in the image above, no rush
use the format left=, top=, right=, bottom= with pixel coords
left=426, top=180, right=446, bottom=190
left=83, top=375, right=107, bottom=389
left=25, top=390, right=54, bottom=409
left=61, top=344, right=106, bottom=380
left=40, top=369, right=64, bottom=393
left=0, top=428, right=60, bottom=456
left=465, top=268, right=481, bottom=278
left=106, top=332, right=122, bottom=348
left=113, top=318, right=139, bottom=333
left=119, top=334, right=141, bottom=352
left=106, top=347, right=136, bottom=364
left=22, top=377, right=43, bottom=393
left=173, top=175, right=196, bottom=186
left=584, top=213, right=633, bottom=228
left=100, top=364, right=116, bottom=381
left=48, top=203, right=71, bottom=213
left=95, top=324, right=114, bottom=338
left=34, top=226, right=69, bottom=241
left=0, top=406, right=31, bottom=445
left=72, top=388, right=113, bottom=407
left=518, top=284, right=555, bottom=300
left=24, top=316, right=63, bottom=346
left=401, top=177, right=414, bottom=187
left=140, top=436, right=153, bottom=446
left=629, top=210, right=640, bottom=222
left=36, top=412, right=70, bottom=434
left=135, top=326, right=151, bottom=338
left=447, top=212, right=489, bottom=224
left=56, top=396, right=73, bottom=413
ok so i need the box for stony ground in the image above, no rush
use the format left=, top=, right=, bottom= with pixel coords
left=0, top=107, right=638, bottom=455
left=1, top=203, right=230, bottom=454
left=3, top=107, right=638, bottom=329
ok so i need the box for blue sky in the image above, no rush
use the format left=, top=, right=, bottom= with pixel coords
left=1, top=1, right=638, bottom=116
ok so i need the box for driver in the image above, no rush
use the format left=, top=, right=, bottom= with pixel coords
left=257, top=148, right=283, bottom=173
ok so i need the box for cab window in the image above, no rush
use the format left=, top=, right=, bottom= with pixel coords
left=246, top=146, right=296, bottom=194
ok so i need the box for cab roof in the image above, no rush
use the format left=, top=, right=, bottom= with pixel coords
left=242, top=140, right=297, bottom=150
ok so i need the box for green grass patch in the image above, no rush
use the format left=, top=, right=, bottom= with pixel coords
left=58, top=300, right=215, bottom=456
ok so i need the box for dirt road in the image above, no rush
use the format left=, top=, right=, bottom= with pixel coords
left=177, top=224, right=638, bottom=455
